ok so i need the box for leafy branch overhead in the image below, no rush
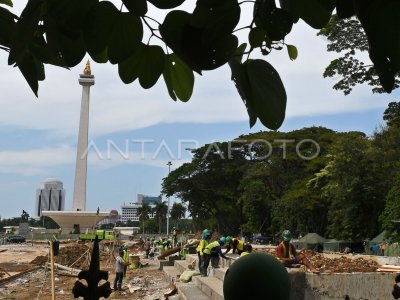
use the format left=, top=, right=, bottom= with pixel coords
left=0, top=0, right=399, bottom=129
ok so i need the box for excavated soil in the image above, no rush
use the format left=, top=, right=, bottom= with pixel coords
left=308, top=253, right=379, bottom=273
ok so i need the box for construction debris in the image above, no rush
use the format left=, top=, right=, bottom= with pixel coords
left=307, top=253, right=379, bottom=273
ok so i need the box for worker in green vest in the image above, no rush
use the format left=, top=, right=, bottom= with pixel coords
left=172, top=227, right=178, bottom=247
left=122, top=243, right=130, bottom=276
left=200, top=236, right=229, bottom=276
left=196, top=229, right=210, bottom=271
left=225, top=236, right=245, bottom=255
left=240, top=244, right=253, bottom=257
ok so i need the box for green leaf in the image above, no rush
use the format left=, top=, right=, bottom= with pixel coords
left=0, top=0, right=12, bottom=7
left=90, top=48, right=108, bottom=64
left=8, top=0, right=43, bottom=64
left=0, top=6, right=16, bottom=47
left=122, top=0, right=148, bottom=16
left=138, top=45, right=165, bottom=89
left=118, top=43, right=145, bottom=84
left=254, top=0, right=294, bottom=41
left=83, top=1, right=119, bottom=58
left=229, top=58, right=257, bottom=128
left=148, top=0, right=185, bottom=9
left=57, top=33, right=86, bottom=67
left=17, top=53, right=40, bottom=96
left=245, top=59, right=287, bottom=130
left=286, top=44, right=297, bottom=60
left=163, top=53, right=194, bottom=102
left=108, top=12, right=143, bottom=64
left=280, top=0, right=335, bottom=29
left=232, top=43, right=247, bottom=63
left=159, top=10, right=201, bottom=73
left=191, top=0, right=240, bottom=43
left=118, top=44, right=165, bottom=88
left=249, top=27, right=267, bottom=48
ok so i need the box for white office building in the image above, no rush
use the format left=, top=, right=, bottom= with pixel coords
left=121, top=194, right=162, bottom=223
left=35, top=178, right=65, bottom=216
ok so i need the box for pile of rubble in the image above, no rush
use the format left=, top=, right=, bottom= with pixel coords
left=308, top=253, right=379, bottom=273
left=30, top=243, right=90, bottom=269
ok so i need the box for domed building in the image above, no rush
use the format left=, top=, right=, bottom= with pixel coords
left=35, top=178, right=65, bottom=216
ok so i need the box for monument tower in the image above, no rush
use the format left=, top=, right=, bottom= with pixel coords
left=42, top=61, right=109, bottom=231
left=72, top=61, right=94, bottom=211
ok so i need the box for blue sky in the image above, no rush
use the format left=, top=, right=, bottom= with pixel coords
left=0, top=2, right=397, bottom=218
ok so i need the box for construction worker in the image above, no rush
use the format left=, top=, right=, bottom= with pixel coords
left=276, top=230, right=318, bottom=272
left=172, top=227, right=178, bottom=247
left=200, top=237, right=229, bottom=276
left=225, top=236, right=245, bottom=255
left=122, top=243, right=130, bottom=276
left=114, top=249, right=129, bottom=291
left=196, top=229, right=210, bottom=271
left=240, top=244, right=253, bottom=257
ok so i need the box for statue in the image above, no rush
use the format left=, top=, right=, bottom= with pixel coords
left=83, top=60, right=91, bottom=75
left=21, top=210, right=29, bottom=222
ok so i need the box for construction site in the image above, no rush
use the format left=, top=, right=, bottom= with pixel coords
left=0, top=232, right=399, bottom=300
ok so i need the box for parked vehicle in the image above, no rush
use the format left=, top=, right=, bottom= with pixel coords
left=6, top=235, right=26, bottom=243
left=252, top=233, right=273, bottom=244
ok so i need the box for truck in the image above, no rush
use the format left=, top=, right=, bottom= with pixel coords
left=79, top=230, right=115, bottom=241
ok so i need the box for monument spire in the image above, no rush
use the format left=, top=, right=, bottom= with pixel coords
left=72, top=60, right=95, bottom=211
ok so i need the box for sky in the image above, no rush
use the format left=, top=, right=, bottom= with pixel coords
left=0, top=2, right=397, bottom=219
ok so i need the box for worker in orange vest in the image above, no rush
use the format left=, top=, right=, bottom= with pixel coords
left=276, top=230, right=318, bottom=273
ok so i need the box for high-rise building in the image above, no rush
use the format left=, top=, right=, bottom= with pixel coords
left=36, top=178, right=65, bottom=216
left=137, top=194, right=162, bottom=206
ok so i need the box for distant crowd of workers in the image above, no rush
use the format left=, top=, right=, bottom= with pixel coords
left=196, top=229, right=317, bottom=277
left=113, top=227, right=317, bottom=290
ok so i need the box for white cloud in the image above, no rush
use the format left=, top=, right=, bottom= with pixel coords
left=0, top=145, right=75, bottom=175
left=0, top=142, right=189, bottom=175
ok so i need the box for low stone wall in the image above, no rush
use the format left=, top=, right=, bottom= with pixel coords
left=288, top=270, right=397, bottom=300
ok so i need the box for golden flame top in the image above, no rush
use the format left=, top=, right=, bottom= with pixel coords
left=83, top=60, right=91, bottom=75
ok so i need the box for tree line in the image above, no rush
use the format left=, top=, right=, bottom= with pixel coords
left=162, top=102, right=400, bottom=242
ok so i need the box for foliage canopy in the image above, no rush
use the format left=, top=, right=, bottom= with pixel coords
left=1, top=0, right=399, bottom=129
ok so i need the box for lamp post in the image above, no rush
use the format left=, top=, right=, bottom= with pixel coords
left=166, top=161, right=172, bottom=235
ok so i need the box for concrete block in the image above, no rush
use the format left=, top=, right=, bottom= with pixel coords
left=163, top=266, right=181, bottom=283
left=175, top=259, right=190, bottom=273
left=177, top=283, right=210, bottom=300
left=303, top=272, right=397, bottom=300
left=159, top=259, right=175, bottom=270
left=213, top=268, right=228, bottom=281
left=186, top=254, right=198, bottom=266
left=193, top=276, right=224, bottom=300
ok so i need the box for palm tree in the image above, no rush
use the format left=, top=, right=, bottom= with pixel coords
left=153, top=202, right=168, bottom=234
left=170, top=203, right=186, bottom=228
left=138, top=204, right=152, bottom=234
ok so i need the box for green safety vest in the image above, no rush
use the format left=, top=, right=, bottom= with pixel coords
left=203, top=241, right=220, bottom=255
left=196, top=239, right=209, bottom=255
left=123, top=250, right=129, bottom=263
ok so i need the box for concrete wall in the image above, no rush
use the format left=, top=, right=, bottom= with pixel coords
left=288, top=270, right=397, bottom=300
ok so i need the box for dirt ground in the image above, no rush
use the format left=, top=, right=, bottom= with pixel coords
left=0, top=241, right=174, bottom=300
left=0, top=241, right=390, bottom=299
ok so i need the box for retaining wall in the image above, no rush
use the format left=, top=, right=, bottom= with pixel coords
left=288, top=270, right=397, bottom=300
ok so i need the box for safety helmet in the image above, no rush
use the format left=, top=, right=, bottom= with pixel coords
left=282, top=230, right=292, bottom=241
left=219, top=236, right=226, bottom=243
left=225, top=236, right=232, bottom=244
left=122, top=243, right=129, bottom=249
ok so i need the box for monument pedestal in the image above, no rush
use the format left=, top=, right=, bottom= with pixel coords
left=42, top=211, right=109, bottom=232
left=18, top=223, right=29, bottom=235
